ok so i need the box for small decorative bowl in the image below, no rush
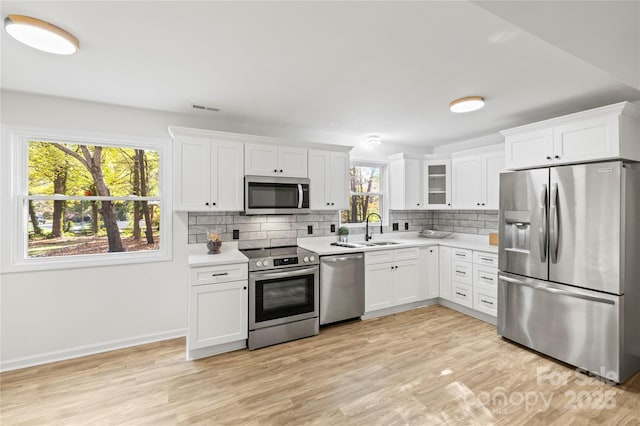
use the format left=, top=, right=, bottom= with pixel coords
left=207, top=240, right=222, bottom=254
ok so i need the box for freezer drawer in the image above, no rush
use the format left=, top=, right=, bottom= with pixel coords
left=498, top=272, right=625, bottom=382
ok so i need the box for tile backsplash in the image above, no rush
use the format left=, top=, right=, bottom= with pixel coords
left=431, top=210, right=498, bottom=235
left=187, top=209, right=497, bottom=248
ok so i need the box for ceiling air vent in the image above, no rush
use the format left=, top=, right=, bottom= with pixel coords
left=189, top=103, right=220, bottom=112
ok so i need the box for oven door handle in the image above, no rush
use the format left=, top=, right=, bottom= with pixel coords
left=251, top=267, right=318, bottom=279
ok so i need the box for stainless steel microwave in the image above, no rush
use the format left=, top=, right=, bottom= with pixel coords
left=244, top=175, right=310, bottom=215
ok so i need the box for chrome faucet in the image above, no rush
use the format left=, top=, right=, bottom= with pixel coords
left=365, top=212, right=383, bottom=241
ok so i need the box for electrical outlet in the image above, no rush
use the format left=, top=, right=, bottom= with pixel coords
left=330, top=224, right=336, bottom=233
left=307, top=225, right=313, bottom=235
left=404, top=222, right=409, bottom=230
left=232, top=229, right=239, bottom=240
left=392, top=223, right=399, bottom=231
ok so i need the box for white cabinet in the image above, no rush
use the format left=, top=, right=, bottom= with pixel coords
left=187, top=263, right=248, bottom=358
left=438, top=246, right=452, bottom=301
left=424, top=160, right=452, bottom=209
left=472, top=251, right=498, bottom=317
left=173, top=136, right=244, bottom=211
left=420, top=246, right=439, bottom=300
left=388, top=154, right=424, bottom=210
left=308, top=150, right=349, bottom=210
left=451, top=150, right=504, bottom=210
left=365, top=248, right=419, bottom=312
left=503, top=102, right=640, bottom=170
left=245, top=143, right=308, bottom=177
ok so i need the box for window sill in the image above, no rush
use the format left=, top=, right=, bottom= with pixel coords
left=1, top=249, right=172, bottom=274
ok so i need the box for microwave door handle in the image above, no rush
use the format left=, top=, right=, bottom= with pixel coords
left=549, top=182, right=559, bottom=263
left=298, top=184, right=303, bottom=209
left=538, top=184, right=547, bottom=262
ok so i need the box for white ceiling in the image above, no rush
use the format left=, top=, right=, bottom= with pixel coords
left=1, top=1, right=639, bottom=148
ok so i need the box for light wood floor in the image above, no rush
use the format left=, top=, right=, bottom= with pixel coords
left=1, top=305, right=639, bottom=425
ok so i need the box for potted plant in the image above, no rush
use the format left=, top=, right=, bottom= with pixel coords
left=338, top=226, right=349, bottom=243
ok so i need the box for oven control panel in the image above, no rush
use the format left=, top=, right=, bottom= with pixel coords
left=251, top=254, right=318, bottom=271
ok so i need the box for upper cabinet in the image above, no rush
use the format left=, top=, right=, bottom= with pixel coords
left=245, top=143, right=308, bottom=178
left=308, top=150, right=349, bottom=210
left=424, top=159, right=451, bottom=209
left=451, top=149, right=504, bottom=210
left=503, top=102, right=640, bottom=170
left=388, top=154, right=424, bottom=210
left=173, top=135, right=244, bottom=212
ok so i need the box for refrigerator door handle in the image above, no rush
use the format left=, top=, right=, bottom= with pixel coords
left=538, top=184, right=548, bottom=262
left=549, top=182, right=559, bottom=263
left=499, top=275, right=615, bottom=305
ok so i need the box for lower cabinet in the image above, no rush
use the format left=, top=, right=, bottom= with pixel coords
left=365, top=248, right=419, bottom=313
left=420, top=246, right=439, bottom=300
left=438, top=246, right=498, bottom=318
left=187, top=262, right=248, bottom=359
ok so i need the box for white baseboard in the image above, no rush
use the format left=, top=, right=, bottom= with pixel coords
left=0, top=328, right=187, bottom=372
left=362, top=299, right=439, bottom=320
left=187, top=340, right=247, bottom=361
left=438, top=299, right=497, bottom=325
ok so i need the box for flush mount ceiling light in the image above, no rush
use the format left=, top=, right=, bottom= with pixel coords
left=449, top=96, right=485, bottom=113
left=4, top=14, right=79, bottom=55
left=367, top=135, right=381, bottom=145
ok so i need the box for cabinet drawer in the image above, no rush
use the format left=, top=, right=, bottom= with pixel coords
left=473, top=251, right=498, bottom=267
left=451, top=282, right=473, bottom=308
left=451, top=248, right=472, bottom=262
left=473, top=264, right=498, bottom=287
left=393, top=247, right=419, bottom=261
left=473, top=283, right=497, bottom=317
left=190, top=263, right=248, bottom=285
left=365, top=250, right=394, bottom=265
left=452, top=260, right=472, bottom=285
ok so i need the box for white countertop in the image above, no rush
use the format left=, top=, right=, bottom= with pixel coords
left=188, top=241, right=249, bottom=266
left=297, top=233, right=498, bottom=256
left=186, top=233, right=497, bottom=266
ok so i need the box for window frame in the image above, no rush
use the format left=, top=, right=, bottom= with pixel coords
left=340, top=160, right=388, bottom=228
left=1, top=126, right=172, bottom=272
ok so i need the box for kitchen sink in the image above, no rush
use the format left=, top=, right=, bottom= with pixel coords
left=363, top=241, right=401, bottom=246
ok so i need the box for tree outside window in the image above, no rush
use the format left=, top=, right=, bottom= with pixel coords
left=26, top=140, right=161, bottom=258
left=340, top=163, right=383, bottom=224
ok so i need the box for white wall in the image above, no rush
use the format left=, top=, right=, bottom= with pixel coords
left=0, top=90, right=252, bottom=370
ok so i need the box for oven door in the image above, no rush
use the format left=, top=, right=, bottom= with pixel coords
left=249, top=266, right=319, bottom=330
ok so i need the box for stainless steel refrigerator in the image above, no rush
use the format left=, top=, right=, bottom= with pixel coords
left=498, top=160, right=640, bottom=383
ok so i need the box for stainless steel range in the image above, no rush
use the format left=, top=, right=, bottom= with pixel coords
left=241, top=246, right=319, bottom=350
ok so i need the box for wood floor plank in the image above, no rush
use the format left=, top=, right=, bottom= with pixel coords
left=1, top=305, right=639, bottom=425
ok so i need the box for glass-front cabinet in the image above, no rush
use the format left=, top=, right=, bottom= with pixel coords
left=424, top=159, right=452, bottom=209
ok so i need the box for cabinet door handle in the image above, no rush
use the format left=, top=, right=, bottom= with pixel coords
left=480, top=275, right=494, bottom=282
left=479, top=257, right=493, bottom=262
left=331, top=202, right=334, bottom=206
left=455, top=291, right=466, bottom=297
left=554, top=155, right=560, bottom=159
left=211, top=272, right=229, bottom=277
left=243, top=286, right=247, bottom=290
left=455, top=253, right=465, bottom=257
left=455, top=270, right=466, bottom=276
left=326, top=202, right=330, bottom=206
left=279, top=169, right=283, bottom=173
left=546, top=156, right=552, bottom=160
left=273, top=169, right=278, bottom=173
left=477, top=202, right=480, bottom=206
left=205, top=202, right=209, bottom=206
left=481, top=299, right=494, bottom=306
left=212, top=202, right=216, bottom=206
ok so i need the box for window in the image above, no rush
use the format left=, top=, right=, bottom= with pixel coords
left=2, top=128, right=171, bottom=271
left=340, top=162, right=384, bottom=225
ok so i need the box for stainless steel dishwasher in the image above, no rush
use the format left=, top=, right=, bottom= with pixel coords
left=320, top=253, right=365, bottom=325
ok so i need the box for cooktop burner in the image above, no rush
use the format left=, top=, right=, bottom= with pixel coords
left=240, top=246, right=318, bottom=271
